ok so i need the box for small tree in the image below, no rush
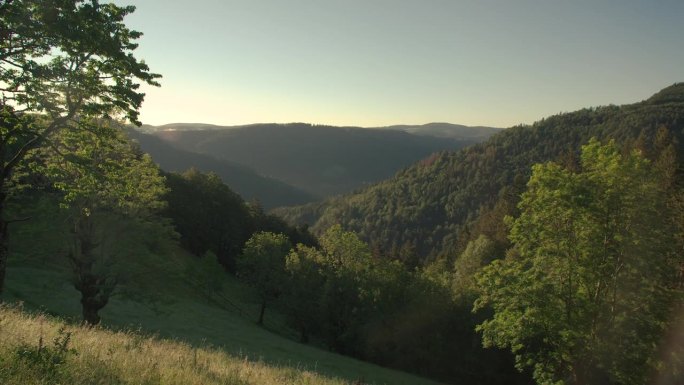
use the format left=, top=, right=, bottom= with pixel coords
left=316, top=225, right=375, bottom=354
left=475, top=139, right=682, bottom=385
left=0, top=0, right=160, bottom=296
left=283, top=244, right=326, bottom=342
left=237, top=232, right=291, bottom=325
left=452, top=234, right=498, bottom=295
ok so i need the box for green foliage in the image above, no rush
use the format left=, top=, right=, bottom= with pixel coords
left=248, top=202, right=319, bottom=249
left=164, top=169, right=251, bottom=272
left=453, top=234, right=498, bottom=294
left=474, top=139, right=683, bottom=385
left=647, top=82, right=684, bottom=105
left=0, top=0, right=160, bottom=124
left=277, top=225, right=525, bottom=384
left=312, top=226, right=376, bottom=354
left=282, top=244, right=326, bottom=342
left=237, top=232, right=292, bottom=325
left=4, top=223, right=445, bottom=385
left=163, top=169, right=317, bottom=273
left=41, top=120, right=167, bottom=215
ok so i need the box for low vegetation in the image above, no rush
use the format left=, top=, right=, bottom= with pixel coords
left=0, top=305, right=356, bottom=385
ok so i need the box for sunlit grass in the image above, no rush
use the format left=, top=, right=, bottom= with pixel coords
left=0, top=305, right=350, bottom=385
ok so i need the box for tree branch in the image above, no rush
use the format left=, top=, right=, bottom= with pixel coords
left=6, top=216, right=30, bottom=224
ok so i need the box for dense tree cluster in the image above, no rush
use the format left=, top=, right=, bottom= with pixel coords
left=163, top=168, right=317, bottom=273
left=235, top=226, right=526, bottom=384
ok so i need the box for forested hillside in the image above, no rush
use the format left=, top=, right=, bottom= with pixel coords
left=127, top=129, right=315, bottom=208
left=141, top=123, right=497, bottom=197
left=277, top=84, right=684, bottom=261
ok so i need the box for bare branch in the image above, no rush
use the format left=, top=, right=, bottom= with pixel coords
left=6, top=216, right=30, bottom=224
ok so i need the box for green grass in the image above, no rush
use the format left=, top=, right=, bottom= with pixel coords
left=2, top=199, right=444, bottom=385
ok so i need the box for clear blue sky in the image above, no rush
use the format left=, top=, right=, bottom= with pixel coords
left=116, top=0, right=684, bottom=128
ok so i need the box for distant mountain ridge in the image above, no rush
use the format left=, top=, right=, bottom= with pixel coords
left=146, top=122, right=501, bottom=139
left=139, top=122, right=500, bottom=198
left=275, top=83, right=684, bottom=260
left=378, top=122, right=501, bottom=139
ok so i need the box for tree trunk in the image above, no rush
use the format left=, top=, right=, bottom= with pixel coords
left=80, top=280, right=108, bottom=326
left=71, top=213, right=112, bottom=326
left=0, top=216, right=7, bottom=300
left=75, top=257, right=114, bottom=326
left=257, top=299, right=266, bottom=325
left=74, top=258, right=110, bottom=326
left=299, top=327, right=309, bottom=343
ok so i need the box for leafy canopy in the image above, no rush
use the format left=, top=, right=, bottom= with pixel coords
left=237, top=231, right=292, bottom=322
left=1, top=0, right=160, bottom=123
left=475, top=138, right=681, bottom=385
left=0, top=0, right=159, bottom=297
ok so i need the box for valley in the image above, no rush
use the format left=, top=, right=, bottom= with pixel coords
left=136, top=122, right=498, bottom=201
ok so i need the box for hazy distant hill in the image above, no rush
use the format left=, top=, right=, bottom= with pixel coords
left=275, top=83, right=684, bottom=259
left=141, top=123, right=499, bottom=198
left=127, top=130, right=315, bottom=209
left=379, top=122, right=501, bottom=139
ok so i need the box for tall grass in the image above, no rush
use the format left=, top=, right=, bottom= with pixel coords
left=0, top=305, right=351, bottom=385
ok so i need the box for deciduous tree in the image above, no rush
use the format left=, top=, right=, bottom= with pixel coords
left=237, top=232, right=291, bottom=325
left=475, top=139, right=682, bottom=384
left=282, top=244, right=325, bottom=343
left=0, top=0, right=159, bottom=296
left=42, top=121, right=167, bottom=325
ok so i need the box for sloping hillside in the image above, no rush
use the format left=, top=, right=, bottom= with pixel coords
left=142, top=123, right=498, bottom=197
left=127, top=129, right=315, bottom=208
left=276, top=84, right=684, bottom=259
left=2, top=196, right=442, bottom=385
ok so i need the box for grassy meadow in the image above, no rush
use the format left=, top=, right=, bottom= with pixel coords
left=1, top=198, right=443, bottom=385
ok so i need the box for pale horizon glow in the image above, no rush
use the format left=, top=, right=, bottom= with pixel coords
left=116, top=0, right=683, bottom=128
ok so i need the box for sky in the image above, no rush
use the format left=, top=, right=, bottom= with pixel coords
left=115, top=0, right=684, bottom=128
